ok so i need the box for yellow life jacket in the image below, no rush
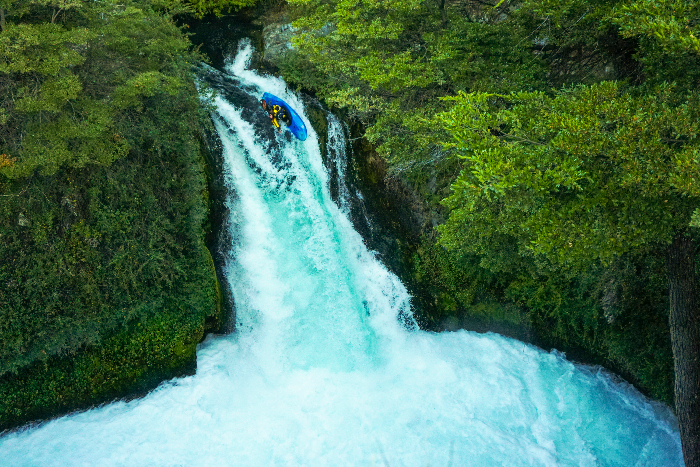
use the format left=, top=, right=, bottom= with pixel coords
left=271, top=105, right=290, bottom=129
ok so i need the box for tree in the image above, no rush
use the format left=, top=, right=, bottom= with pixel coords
left=183, top=0, right=257, bottom=18
left=0, top=1, right=123, bottom=177
left=435, top=81, right=700, bottom=466
left=287, top=0, right=546, bottom=166
left=0, top=0, right=220, bottom=428
left=0, top=0, right=204, bottom=178
left=615, top=0, right=700, bottom=55
left=0, top=0, right=210, bottom=372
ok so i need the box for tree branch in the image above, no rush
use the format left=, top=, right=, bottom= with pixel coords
left=52, top=8, right=63, bottom=24
left=491, top=128, right=546, bottom=146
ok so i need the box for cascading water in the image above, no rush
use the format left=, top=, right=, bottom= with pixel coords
left=325, top=113, right=352, bottom=214
left=0, top=40, right=684, bottom=467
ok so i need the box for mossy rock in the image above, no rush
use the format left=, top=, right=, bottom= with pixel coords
left=0, top=305, right=203, bottom=432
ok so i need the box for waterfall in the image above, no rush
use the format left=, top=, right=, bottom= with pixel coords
left=0, top=40, right=683, bottom=467
left=325, top=113, right=352, bottom=214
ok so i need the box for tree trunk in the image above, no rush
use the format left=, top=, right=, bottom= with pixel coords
left=667, top=232, right=700, bottom=467
left=1, top=9, right=6, bottom=33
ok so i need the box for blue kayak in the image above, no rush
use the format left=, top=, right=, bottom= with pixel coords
left=262, top=92, right=307, bottom=141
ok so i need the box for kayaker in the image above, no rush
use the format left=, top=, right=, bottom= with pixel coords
left=261, top=99, right=291, bottom=132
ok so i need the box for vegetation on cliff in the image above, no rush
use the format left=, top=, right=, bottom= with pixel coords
left=279, top=0, right=700, bottom=463
left=0, top=0, right=232, bottom=429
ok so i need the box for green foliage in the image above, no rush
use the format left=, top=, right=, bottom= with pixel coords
left=0, top=301, right=207, bottom=430
left=612, top=0, right=700, bottom=89
left=280, top=0, right=698, bottom=407
left=513, top=249, right=674, bottom=404
left=0, top=22, right=92, bottom=75
left=112, top=72, right=183, bottom=110
left=0, top=0, right=205, bottom=178
left=410, top=236, right=521, bottom=326
left=0, top=131, right=223, bottom=425
left=0, top=115, right=214, bottom=376
left=285, top=0, right=546, bottom=165
left=614, top=0, right=700, bottom=54
left=185, top=0, right=257, bottom=18
left=435, top=82, right=700, bottom=269
left=406, top=221, right=674, bottom=403
left=0, top=0, right=225, bottom=428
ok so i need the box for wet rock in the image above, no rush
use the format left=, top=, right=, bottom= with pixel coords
left=262, top=22, right=296, bottom=65
left=187, top=15, right=263, bottom=70
left=198, top=63, right=281, bottom=154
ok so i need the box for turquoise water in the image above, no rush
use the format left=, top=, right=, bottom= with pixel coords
left=0, top=41, right=683, bottom=467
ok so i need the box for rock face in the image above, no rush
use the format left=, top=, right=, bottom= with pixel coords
left=187, top=15, right=263, bottom=70
left=384, top=172, right=447, bottom=241
left=262, top=22, right=296, bottom=65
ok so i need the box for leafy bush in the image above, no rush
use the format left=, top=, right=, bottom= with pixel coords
left=0, top=0, right=224, bottom=429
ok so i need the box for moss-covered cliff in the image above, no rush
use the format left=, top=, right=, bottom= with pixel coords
left=0, top=1, right=232, bottom=431
left=0, top=124, right=232, bottom=431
